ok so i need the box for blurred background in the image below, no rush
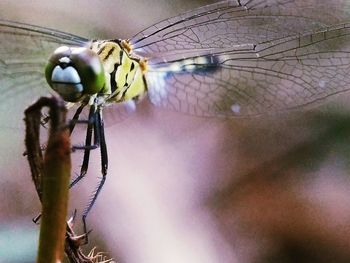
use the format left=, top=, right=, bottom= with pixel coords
left=1, top=1, right=350, bottom=263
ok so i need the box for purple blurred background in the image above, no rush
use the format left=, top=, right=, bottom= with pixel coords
left=1, top=1, right=350, bottom=263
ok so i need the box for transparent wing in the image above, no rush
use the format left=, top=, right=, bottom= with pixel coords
left=146, top=24, right=350, bottom=116
left=0, top=20, right=88, bottom=129
left=130, top=0, right=350, bottom=117
left=0, top=20, right=88, bottom=176
left=131, top=0, right=350, bottom=59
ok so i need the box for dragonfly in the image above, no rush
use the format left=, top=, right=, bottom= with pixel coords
left=2, top=0, right=350, bottom=234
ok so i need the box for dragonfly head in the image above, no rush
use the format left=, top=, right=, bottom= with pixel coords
left=45, top=46, right=105, bottom=102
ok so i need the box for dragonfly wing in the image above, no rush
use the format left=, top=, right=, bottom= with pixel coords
left=130, top=0, right=350, bottom=117
left=0, top=20, right=88, bottom=129
left=131, top=0, right=350, bottom=61
left=145, top=23, right=350, bottom=117
left=0, top=21, right=89, bottom=177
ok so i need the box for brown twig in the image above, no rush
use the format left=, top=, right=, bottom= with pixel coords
left=25, top=96, right=71, bottom=263
left=24, top=96, right=113, bottom=263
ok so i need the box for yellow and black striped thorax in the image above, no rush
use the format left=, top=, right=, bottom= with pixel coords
left=89, top=39, right=147, bottom=103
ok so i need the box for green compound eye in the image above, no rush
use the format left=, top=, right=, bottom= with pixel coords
left=45, top=46, right=105, bottom=102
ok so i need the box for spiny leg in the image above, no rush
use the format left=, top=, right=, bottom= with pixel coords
left=98, top=108, right=108, bottom=176
left=68, top=104, right=109, bottom=243
left=32, top=102, right=88, bottom=224
left=69, top=102, right=88, bottom=134
left=82, top=108, right=108, bottom=240
left=33, top=103, right=106, bottom=234
left=70, top=105, right=100, bottom=188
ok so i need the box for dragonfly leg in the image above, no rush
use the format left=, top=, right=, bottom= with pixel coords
left=82, top=108, right=108, bottom=243
left=68, top=102, right=87, bottom=134
left=30, top=102, right=88, bottom=223
left=32, top=214, right=41, bottom=224
left=70, top=105, right=100, bottom=188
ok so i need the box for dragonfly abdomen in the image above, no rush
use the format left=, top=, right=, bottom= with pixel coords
left=90, top=39, right=147, bottom=103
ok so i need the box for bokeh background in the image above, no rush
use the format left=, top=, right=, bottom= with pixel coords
left=1, top=1, right=350, bottom=263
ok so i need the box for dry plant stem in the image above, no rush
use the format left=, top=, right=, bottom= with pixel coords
left=65, top=221, right=95, bottom=263
left=25, top=97, right=112, bottom=263
left=25, top=96, right=71, bottom=263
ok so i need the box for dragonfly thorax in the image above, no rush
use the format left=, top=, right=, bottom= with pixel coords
left=89, top=39, right=148, bottom=104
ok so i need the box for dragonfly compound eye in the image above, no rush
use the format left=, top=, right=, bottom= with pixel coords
left=45, top=46, right=105, bottom=102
